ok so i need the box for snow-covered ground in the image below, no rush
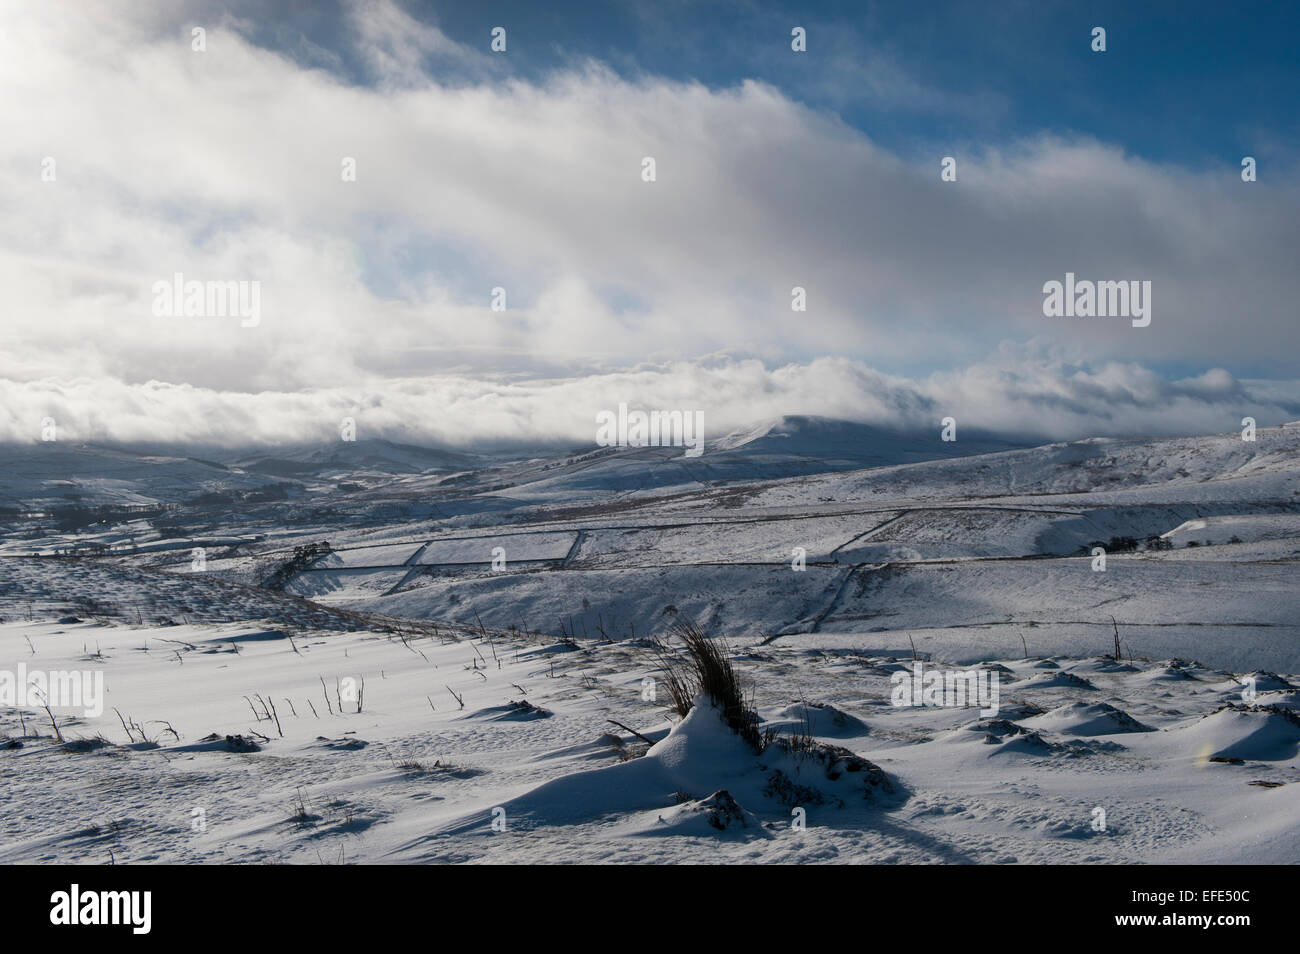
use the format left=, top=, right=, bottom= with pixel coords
left=2, top=617, right=1295, bottom=864
left=1, top=419, right=1297, bottom=863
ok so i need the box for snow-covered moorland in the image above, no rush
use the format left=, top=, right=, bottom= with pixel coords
left=1, top=419, right=1297, bottom=864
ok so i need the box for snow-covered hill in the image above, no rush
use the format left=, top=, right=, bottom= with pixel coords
left=0, top=443, right=283, bottom=510
left=230, top=439, right=479, bottom=478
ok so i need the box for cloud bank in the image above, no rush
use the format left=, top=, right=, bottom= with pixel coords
left=0, top=1, right=1296, bottom=448
left=4, top=352, right=1296, bottom=449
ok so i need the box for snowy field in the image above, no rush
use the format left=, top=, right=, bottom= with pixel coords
left=1, top=419, right=1298, bottom=864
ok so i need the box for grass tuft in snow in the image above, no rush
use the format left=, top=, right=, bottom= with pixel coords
left=652, top=619, right=770, bottom=752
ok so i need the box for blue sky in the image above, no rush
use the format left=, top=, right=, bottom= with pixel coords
left=255, top=0, right=1300, bottom=166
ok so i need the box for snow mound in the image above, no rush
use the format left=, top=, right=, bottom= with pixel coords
left=462, top=700, right=552, bottom=721
left=988, top=730, right=1058, bottom=756
left=1067, top=657, right=1141, bottom=674
left=997, top=701, right=1048, bottom=719
left=1016, top=671, right=1097, bottom=691
left=1130, top=663, right=1206, bottom=685
left=765, top=701, right=869, bottom=737
left=1244, top=671, right=1297, bottom=692
left=1177, top=705, right=1300, bottom=762
left=762, top=742, right=895, bottom=807
left=952, top=718, right=1035, bottom=745
left=424, top=696, right=897, bottom=842
left=943, top=717, right=1129, bottom=759
left=638, top=789, right=767, bottom=838
left=531, top=732, right=661, bottom=764
left=172, top=733, right=262, bottom=753
left=1255, top=690, right=1300, bottom=711
left=1025, top=702, right=1153, bottom=736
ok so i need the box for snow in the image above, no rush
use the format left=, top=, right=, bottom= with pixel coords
left=1, top=420, right=1297, bottom=863
left=2, top=614, right=1295, bottom=863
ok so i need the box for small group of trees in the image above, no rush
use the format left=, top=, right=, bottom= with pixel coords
left=1082, top=533, right=1243, bottom=553
left=262, top=541, right=333, bottom=590
left=1081, top=535, right=1142, bottom=554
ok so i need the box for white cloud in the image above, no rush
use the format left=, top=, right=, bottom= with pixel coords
left=3, top=351, right=1295, bottom=448
left=0, top=0, right=1295, bottom=447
